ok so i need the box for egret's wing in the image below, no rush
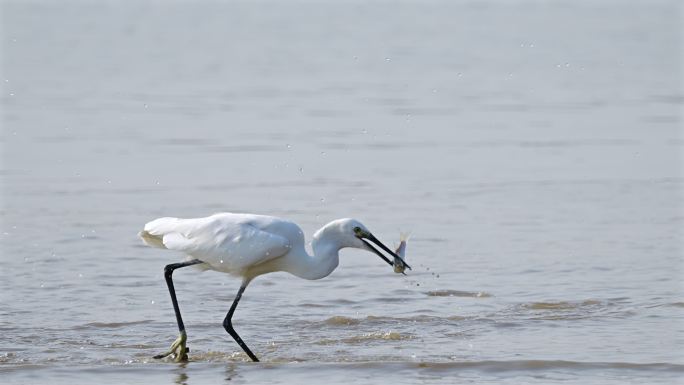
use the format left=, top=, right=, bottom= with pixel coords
left=145, top=216, right=291, bottom=272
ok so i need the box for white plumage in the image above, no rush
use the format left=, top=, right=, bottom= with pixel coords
left=140, top=212, right=410, bottom=362
left=140, top=213, right=302, bottom=276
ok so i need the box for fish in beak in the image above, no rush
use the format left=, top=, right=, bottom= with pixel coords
left=355, top=228, right=412, bottom=272
left=393, top=233, right=410, bottom=275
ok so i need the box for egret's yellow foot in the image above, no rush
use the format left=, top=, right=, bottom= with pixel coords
left=154, top=331, right=189, bottom=362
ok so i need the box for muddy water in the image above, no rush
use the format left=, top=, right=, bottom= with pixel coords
left=1, top=0, right=682, bottom=384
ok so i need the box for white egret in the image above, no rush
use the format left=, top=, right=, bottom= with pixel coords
left=139, top=213, right=411, bottom=362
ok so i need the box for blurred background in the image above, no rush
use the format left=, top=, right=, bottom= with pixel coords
left=1, top=0, right=682, bottom=384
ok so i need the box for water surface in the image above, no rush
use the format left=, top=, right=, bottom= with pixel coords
left=1, top=0, right=683, bottom=384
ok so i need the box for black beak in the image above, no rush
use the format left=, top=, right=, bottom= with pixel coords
left=360, top=233, right=412, bottom=271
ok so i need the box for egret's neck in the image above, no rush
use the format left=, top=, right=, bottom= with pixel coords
left=312, top=220, right=352, bottom=260
left=283, top=224, right=347, bottom=280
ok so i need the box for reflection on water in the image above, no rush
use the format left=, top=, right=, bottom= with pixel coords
left=224, top=364, right=239, bottom=383
left=2, top=0, right=682, bottom=384
left=174, top=368, right=189, bottom=385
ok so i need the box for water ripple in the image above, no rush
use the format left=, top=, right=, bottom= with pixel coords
left=426, top=290, right=492, bottom=298
left=73, top=320, right=156, bottom=330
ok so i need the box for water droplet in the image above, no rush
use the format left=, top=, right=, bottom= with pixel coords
left=320, top=151, right=326, bottom=156
left=150, top=300, right=155, bottom=304
left=385, top=57, right=391, bottom=62
left=9, top=92, right=14, bottom=96
left=143, top=104, right=148, bottom=108
left=298, top=167, right=303, bottom=173
left=361, top=128, right=367, bottom=134
left=220, top=260, right=224, bottom=264
left=565, top=63, right=570, bottom=67
left=155, top=181, right=160, bottom=185
left=286, top=144, right=292, bottom=149
left=320, top=198, right=325, bottom=203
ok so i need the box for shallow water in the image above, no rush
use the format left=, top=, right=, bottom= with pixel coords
left=1, top=0, right=683, bottom=384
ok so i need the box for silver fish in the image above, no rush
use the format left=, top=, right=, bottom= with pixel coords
left=393, top=233, right=410, bottom=275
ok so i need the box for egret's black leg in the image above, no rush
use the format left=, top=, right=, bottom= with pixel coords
left=164, top=259, right=203, bottom=332
left=154, top=259, right=203, bottom=362
left=223, top=283, right=260, bottom=362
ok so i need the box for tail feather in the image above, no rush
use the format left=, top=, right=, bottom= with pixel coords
left=138, top=229, right=166, bottom=249
left=139, top=217, right=181, bottom=249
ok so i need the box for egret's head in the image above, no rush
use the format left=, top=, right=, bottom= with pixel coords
left=319, top=218, right=411, bottom=271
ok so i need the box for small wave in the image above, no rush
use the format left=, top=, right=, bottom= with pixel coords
left=512, top=299, right=637, bottom=321
left=275, top=360, right=682, bottom=373
left=141, top=349, right=258, bottom=364
left=312, top=314, right=468, bottom=329
left=525, top=302, right=577, bottom=310
left=74, top=320, right=154, bottom=330
left=316, top=331, right=411, bottom=345
left=426, top=290, right=492, bottom=298
left=410, top=360, right=684, bottom=373
left=346, top=331, right=407, bottom=342
left=187, top=350, right=253, bottom=363
left=366, top=314, right=467, bottom=323
left=102, top=343, right=157, bottom=349
left=669, top=302, right=684, bottom=308
left=521, top=300, right=601, bottom=310
left=0, top=352, right=19, bottom=364
left=298, top=303, right=330, bottom=308
left=125, top=357, right=684, bottom=372
left=324, top=316, right=361, bottom=326
left=203, top=144, right=286, bottom=153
